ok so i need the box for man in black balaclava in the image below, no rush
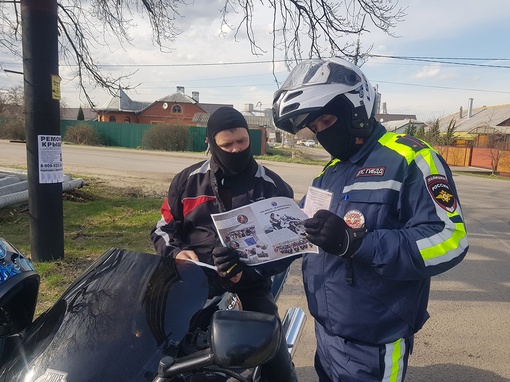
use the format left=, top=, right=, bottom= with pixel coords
left=151, top=107, right=298, bottom=381
left=311, top=97, right=364, bottom=161
left=206, top=106, right=256, bottom=177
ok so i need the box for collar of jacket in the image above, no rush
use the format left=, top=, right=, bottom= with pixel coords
left=346, top=123, right=387, bottom=164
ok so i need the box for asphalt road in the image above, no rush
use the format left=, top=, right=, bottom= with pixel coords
left=1, top=140, right=509, bottom=381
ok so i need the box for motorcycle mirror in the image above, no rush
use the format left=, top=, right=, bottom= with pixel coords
left=156, top=310, right=282, bottom=379
left=210, top=310, right=281, bottom=368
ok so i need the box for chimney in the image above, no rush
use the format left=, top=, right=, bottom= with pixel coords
left=459, top=106, right=463, bottom=118
left=382, top=102, right=387, bottom=114
left=192, top=91, right=199, bottom=102
left=468, top=98, right=473, bottom=119
left=177, top=86, right=185, bottom=93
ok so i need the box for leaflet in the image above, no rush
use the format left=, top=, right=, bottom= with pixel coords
left=303, top=186, right=333, bottom=218
left=211, top=196, right=318, bottom=266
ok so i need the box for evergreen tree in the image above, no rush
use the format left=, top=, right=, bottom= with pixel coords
left=77, top=106, right=85, bottom=120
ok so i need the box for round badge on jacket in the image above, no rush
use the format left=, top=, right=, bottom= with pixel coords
left=343, top=210, right=365, bottom=229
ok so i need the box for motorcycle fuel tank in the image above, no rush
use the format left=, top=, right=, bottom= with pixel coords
left=0, top=248, right=209, bottom=382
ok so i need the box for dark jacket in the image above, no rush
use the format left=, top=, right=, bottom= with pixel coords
left=300, top=123, right=469, bottom=344
left=151, top=158, right=294, bottom=294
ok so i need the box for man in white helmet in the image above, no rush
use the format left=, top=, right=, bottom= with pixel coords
left=273, top=57, right=469, bottom=381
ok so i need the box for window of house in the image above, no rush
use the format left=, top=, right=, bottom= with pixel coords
left=124, top=116, right=131, bottom=123
left=172, top=105, right=182, bottom=113
left=109, top=116, right=116, bottom=122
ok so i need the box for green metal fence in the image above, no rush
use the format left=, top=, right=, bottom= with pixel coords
left=60, top=121, right=263, bottom=155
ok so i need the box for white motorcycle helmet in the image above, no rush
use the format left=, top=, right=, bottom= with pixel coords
left=272, top=57, right=377, bottom=137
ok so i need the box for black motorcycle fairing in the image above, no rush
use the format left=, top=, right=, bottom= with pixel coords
left=0, top=249, right=209, bottom=382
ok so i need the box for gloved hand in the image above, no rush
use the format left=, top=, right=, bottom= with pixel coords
left=212, top=246, right=246, bottom=279
left=304, top=209, right=366, bottom=258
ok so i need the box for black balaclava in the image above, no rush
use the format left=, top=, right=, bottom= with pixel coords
left=314, top=97, right=363, bottom=161
left=207, top=107, right=255, bottom=177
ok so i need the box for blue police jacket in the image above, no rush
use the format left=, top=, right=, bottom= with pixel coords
left=301, top=123, right=468, bottom=345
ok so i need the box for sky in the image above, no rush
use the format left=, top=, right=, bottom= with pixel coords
left=1, top=0, right=510, bottom=122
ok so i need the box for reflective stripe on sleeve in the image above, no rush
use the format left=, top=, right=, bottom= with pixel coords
left=382, top=133, right=468, bottom=267
left=414, top=152, right=468, bottom=266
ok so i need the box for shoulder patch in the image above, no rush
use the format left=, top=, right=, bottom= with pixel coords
left=395, top=135, right=428, bottom=152
left=426, top=174, right=456, bottom=212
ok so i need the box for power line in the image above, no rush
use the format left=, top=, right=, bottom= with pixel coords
left=95, top=60, right=285, bottom=68
left=372, top=80, right=510, bottom=94
left=93, top=56, right=510, bottom=69
left=4, top=55, right=510, bottom=70
left=370, top=55, right=510, bottom=61
left=368, top=55, right=510, bottom=69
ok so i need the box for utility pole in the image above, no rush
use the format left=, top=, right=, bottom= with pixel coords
left=21, top=0, right=64, bottom=261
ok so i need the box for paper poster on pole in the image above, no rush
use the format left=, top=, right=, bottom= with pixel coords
left=38, top=135, right=63, bottom=183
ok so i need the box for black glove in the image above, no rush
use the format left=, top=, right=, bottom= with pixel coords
left=304, top=209, right=367, bottom=258
left=212, top=246, right=246, bottom=279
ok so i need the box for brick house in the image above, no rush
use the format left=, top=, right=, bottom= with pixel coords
left=96, top=86, right=232, bottom=126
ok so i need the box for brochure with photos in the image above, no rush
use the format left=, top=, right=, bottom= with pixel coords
left=210, top=196, right=318, bottom=266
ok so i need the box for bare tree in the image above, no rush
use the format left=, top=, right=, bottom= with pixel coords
left=475, top=114, right=508, bottom=175
left=1, top=0, right=406, bottom=105
left=0, top=85, right=25, bottom=139
left=0, top=85, right=24, bottom=121
left=465, top=109, right=509, bottom=175
left=221, top=1, right=406, bottom=68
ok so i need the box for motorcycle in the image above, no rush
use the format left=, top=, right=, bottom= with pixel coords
left=0, top=239, right=306, bottom=382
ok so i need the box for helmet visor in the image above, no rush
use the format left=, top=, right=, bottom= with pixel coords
left=281, top=58, right=362, bottom=90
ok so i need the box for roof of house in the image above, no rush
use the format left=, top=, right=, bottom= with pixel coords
left=192, top=109, right=274, bottom=129
left=157, top=92, right=197, bottom=104
left=382, top=119, right=425, bottom=134
left=99, top=89, right=151, bottom=112
left=192, top=113, right=209, bottom=126
left=199, top=103, right=234, bottom=115
left=375, top=113, right=417, bottom=123
left=97, top=89, right=233, bottom=117
left=243, top=114, right=273, bottom=128
left=61, top=107, right=97, bottom=121
left=438, top=104, right=510, bottom=134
